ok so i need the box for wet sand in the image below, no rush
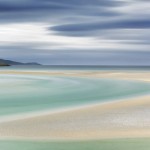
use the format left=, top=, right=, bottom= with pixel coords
left=0, top=70, right=150, bottom=140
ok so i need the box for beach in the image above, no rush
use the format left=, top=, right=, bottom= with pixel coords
left=0, top=69, right=150, bottom=139
left=0, top=68, right=150, bottom=149
left=0, top=95, right=150, bottom=140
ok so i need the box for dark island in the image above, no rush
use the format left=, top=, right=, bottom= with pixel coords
left=0, top=59, right=41, bottom=66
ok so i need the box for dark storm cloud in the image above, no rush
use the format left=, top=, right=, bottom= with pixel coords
left=0, top=0, right=121, bottom=12
left=0, top=0, right=122, bottom=23
left=0, top=0, right=150, bottom=65
left=0, top=0, right=69, bottom=12
left=51, top=19, right=150, bottom=36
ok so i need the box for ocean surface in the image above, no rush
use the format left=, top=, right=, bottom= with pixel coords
left=0, top=65, right=150, bottom=71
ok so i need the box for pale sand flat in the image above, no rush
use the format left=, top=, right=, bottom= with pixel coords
left=0, top=71, right=150, bottom=140
left=0, top=95, right=150, bottom=140
left=0, top=70, right=150, bottom=82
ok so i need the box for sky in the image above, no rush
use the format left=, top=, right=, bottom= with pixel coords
left=0, top=0, right=150, bottom=65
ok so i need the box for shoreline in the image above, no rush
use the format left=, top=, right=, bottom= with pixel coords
left=0, top=95, right=150, bottom=140
left=0, top=70, right=150, bottom=140
left=0, top=70, right=150, bottom=123
left=0, top=70, right=150, bottom=81
left=0, top=94, right=150, bottom=124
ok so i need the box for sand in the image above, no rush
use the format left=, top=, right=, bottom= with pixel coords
left=0, top=70, right=150, bottom=140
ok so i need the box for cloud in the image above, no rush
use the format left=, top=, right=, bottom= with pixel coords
left=1, top=46, right=150, bottom=65
left=0, top=0, right=122, bottom=23
left=51, top=19, right=150, bottom=35
left=0, top=0, right=150, bottom=65
left=0, top=0, right=70, bottom=12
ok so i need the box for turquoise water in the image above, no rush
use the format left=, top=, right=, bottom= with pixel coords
left=0, top=73, right=150, bottom=116
left=0, top=138, right=150, bottom=150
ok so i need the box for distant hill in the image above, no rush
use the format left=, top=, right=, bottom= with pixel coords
left=25, top=62, right=41, bottom=65
left=0, top=59, right=41, bottom=66
left=0, top=62, right=10, bottom=66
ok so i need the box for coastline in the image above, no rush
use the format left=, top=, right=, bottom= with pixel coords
left=0, top=94, right=149, bottom=124
left=0, top=70, right=150, bottom=82
left=0, top=70, right=150, bottom=140
left=0, top=94, right=149, bottom=140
